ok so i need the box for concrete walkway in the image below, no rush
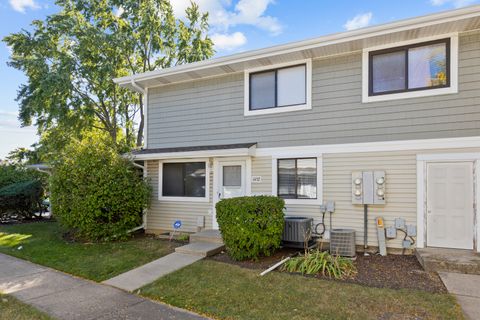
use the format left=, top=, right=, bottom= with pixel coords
left=0, top=253, right=208, bottom=320
left=104, top=230, right=224, bottom=292
left=103, top=253, right=203, bottom=292
left=439, top=272, right=480, bottom=320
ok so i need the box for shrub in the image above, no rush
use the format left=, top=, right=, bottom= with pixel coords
left=216, top=196, right=285, bottom=261
left=0, top=164, right=47, bottom=221
left=49, top=133, right=150, bottom=241
left=0, top=180, right=44, bottom=220
left=282, top=250, right=357, bottom=279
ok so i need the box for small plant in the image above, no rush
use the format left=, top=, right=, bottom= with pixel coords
left=282, top=250, right=356, bottom=279
left=178, top=234, right=190, bottom=242
left=216, top=196, right=285, bottom=261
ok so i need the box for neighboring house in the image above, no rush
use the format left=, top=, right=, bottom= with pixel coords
left=116, top=6, right=480, bottom=252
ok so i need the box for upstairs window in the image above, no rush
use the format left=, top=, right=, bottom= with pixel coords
left=369, top=39, right=450, bottom=96
left=246, top=61, right=310, bottom=115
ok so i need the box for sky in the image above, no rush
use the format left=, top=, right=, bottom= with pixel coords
left=0, top=0, right=479, bottom=159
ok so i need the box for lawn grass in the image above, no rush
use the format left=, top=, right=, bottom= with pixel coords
left=141, top=260, right=464, bottom=320
left=0, top=221, right=178, bottom=282
left=0, top=294, right=52, bottom=320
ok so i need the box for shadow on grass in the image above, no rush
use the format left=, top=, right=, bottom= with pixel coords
left=0, top=233, right=32, bottom=247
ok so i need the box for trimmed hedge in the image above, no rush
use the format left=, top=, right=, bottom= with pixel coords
left=216, top=196, right=285, bottom=261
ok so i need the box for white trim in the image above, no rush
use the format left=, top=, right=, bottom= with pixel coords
left=255, top=136, right=480, bottom=157
left=158, top=158, right=210, bottom=203
left=416, top=153, right=480, bottom=252
left=243, top=59, right=312, bottom=116
left=134, top=146, right=255, bottom=160
left=272, top=155, right=323, bottom=205
left=144, top=88, right=148, bottom=148
left=114, top=6, right=480, bottom=87
left=362, top=33, right=459, bottom=103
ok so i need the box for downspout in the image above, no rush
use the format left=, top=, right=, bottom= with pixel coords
left=128, top=79, right=148, bottom=233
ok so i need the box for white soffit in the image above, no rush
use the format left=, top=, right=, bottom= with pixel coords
left=115, top=5, right=480, bottom=91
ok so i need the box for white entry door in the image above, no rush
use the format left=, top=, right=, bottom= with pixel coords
left=427, top=162, right=474, bottom=249
left=212, top=160, right=246, bottom=229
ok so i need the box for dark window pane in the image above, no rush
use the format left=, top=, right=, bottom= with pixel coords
left=408, top=43, right=447, bottom=89
left=223, top=165, right=241, bottom=187
left=296, top=159, right=317, bottom=199
left=250, top=71, right=275, bottom=110
left=184, top=163, right=206, bottom=197
left=372, top=50, right=406, bottom=93
left=162, top=162, right=206, bottom=198
left=162, top=163, right=184, bottom=196
left=278, top=159, right=296, bottom=198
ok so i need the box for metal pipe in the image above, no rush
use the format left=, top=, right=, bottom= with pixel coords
left=364, top=204, right=368, bottom=254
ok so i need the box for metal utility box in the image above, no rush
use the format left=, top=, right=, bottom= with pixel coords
left=352, top=171, right=386, bottom=205
left=330, top=229, right=356, bottom=257
left=282, top=216, right=313, bottom=248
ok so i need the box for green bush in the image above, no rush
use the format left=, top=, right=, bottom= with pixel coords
left=216, top=196, right=285, bottom=261
left=0, top=180, right=44, bottom=220
left=49, top=133, right=151, bottom=241
left=282, top=250, right=357, bottom=279
left=0, top=164, right=47, bottom=221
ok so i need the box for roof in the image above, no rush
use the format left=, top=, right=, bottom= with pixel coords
left=115, top=5, right=480, bottom=91
left=130, top=143, right=257, bottom=160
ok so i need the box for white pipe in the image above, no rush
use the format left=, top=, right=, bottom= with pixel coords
left=260, top=257, right=291, bottom=276
left=130, top=79, right=145, bottom=94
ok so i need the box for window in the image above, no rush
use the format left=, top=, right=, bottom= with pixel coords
left=162, top=162, right=206, bottom=198
left=277, top=158, right=317, bottom=199
left=249, top=64, right=307, bottom=110
left=369, top=39, right=450, bottom=96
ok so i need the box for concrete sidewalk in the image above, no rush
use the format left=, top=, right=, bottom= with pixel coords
left=0, top=253, right=208, bottom=320
left=439, top=272, right=480, bottom=320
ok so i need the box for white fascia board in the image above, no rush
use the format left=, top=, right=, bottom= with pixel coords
left=132, top=147, right=256, bottom=160
left=114, top=5, right=480, bottom=87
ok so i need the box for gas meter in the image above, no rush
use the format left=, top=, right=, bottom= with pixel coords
left=352, top=171, right=386, bottom=205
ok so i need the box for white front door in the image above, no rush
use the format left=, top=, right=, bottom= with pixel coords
left=212, top=160, right=246, bottom=229
left=427, top=162, right=474, bottom=249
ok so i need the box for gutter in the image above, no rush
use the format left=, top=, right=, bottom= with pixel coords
left=130, top=79, right=146, bottom=94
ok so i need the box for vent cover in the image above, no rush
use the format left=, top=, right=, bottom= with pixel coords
left=330, top=229, right=356, bottom=257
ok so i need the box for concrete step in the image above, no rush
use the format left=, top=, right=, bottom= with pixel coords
left=175, top=242, right=225, bottom=257
left=190, top=229, right=223, bottom=244
left=416, top=248, right=480, bottom=275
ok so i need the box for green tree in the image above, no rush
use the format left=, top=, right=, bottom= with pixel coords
left=4, top=0, right=213, bottom=149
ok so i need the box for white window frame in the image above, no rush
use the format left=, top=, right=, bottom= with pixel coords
left=362, top=33, right=458, bottom=103
left=244, top=59, right=312, bottom=116
left=271, top=154, right=322, bottom=205
left=158, top=158, right=210, bottom=202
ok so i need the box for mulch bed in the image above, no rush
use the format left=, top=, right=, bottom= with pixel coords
left=208, top=248, right=447, bottom=293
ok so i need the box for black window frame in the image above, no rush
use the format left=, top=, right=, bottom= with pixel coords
left=277, top=157, right=317, bottom=200
left=249, top=63, right=307, bottom=111
left=368, top=38, right=450, bottom=96
left=161, top=161, right=206, bottom=198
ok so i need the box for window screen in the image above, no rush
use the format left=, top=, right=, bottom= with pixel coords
left=223, top=165, right=241, bottom=187
left=278, top=158, right=316, bottom=199
left=162, top=162, right=206, bottom=197
left=249, top=64, right=306, bottom=110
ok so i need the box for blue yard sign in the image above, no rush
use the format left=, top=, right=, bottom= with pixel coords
left=173, top=220, right=182, bottom=229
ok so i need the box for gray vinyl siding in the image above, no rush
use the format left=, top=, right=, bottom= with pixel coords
left=147, top=31, right=480, bottom=149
